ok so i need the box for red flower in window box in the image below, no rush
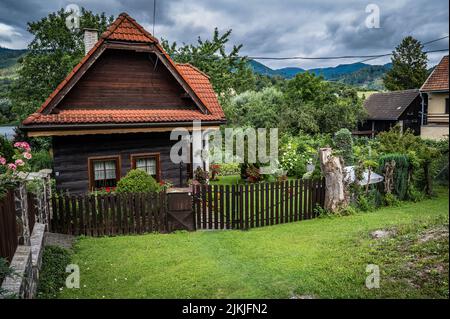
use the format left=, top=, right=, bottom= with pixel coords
left=104, top=187, right=116, bottom=193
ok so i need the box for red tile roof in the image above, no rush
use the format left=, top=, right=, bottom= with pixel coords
left=421, top=55, right=449, bottom=92
left=22, top=13, right=225, bottom=127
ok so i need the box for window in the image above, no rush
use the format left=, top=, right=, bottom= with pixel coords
left=131, top=153, right=160, bottom=181
left=445, top=98, right=449, bottom=114
left=88, top=156, right=120, bottom=190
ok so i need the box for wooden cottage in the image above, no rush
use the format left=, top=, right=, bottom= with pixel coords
left=21, top=13, right=226, bottom=193
left=357, top=89, right=422, bottom=137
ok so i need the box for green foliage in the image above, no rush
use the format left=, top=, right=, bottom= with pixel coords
left=28, top=149, right=53, bottom=171
left=357, top=192, right=377, bottom=212
left=161, top=28, right=255, bottom=97
left=379, top=154, right=409, bottom=200
left=0, top=135, right=14, bottom=161
left=333, top=128, right=354, bottom=165
left=116, top=169, right=161, bottom=193
left=279, top=141, right=306, bottom=178
left=0, top=257, right=16, bottom=298
left=383, top=36, right=428, bottom=91
left=281, top=72, right=366, bottom=134
left=223, top=87, right=283, bottom=128
left=377, top=126, right=441, bottom=195
left=384, top=193, right=401, bottom=207
left=217, top=162, right=240, bottom=176
left=36, top=246, right=71, bottom=299
left=10, top=8, right=114, bottom=121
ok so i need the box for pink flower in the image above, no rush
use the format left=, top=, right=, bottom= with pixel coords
left=23, top=152, right=32, bottom=160
left=14, top=142, right=31, bottom=152
left=0, top=157, right=6, bottom=165
left=7, top=163, right=17, bottom=171
left=15, top=159, right=25, bottom=166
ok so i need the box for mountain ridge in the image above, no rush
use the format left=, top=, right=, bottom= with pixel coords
left=248, top=60, right=392, bottom=90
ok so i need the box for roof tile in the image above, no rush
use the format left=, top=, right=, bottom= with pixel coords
left=421, top=55, right=449, bottom=92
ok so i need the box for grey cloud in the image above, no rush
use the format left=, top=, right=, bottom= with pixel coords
left=0, top=0, right=448, bottom=68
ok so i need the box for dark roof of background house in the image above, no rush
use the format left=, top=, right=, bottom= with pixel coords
left=363, top=89, right=420, bottom=120
left=421, top=55, right=449, bottom=92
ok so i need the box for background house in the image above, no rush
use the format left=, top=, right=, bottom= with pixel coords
left=357, top=89, right=421, bottom=137
left=20, top=13, right=226, bottom=194
left=420, top=55, right=449, bottom=140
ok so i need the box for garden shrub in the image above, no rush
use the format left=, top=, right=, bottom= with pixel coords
left=29, top=149, right=53, bottom=171
left=333, top=128, right=354, bottom=165
left=116, top=169, right=161, bottom=193
left=194, top=167, right=209, bottom=185
left=36, top=246, right=72, bottom=299
left=384, top=193, right=401, bottom=207
left=379, top=154, right=409, bottom=200
left=217, top=162, right=240, bottom=176
left=0, top=136, right=14, bottom=162
left=357, top=193, right=377, bottom=212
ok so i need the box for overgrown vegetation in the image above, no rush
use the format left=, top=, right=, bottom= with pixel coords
left=36, top=246, right=72, bottom=299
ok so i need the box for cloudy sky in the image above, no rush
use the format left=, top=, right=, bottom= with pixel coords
left=0, top=0, right=448, bottom=69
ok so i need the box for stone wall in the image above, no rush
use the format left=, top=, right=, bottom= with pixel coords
left=1, top=223, right=46, bottom=299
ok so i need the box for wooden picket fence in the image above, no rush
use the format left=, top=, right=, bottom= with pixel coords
left=0, top=191, right=17, bottom=262
left=50, top=192, right=167, bottom=236
left=192, top=178, right=325, bottom=230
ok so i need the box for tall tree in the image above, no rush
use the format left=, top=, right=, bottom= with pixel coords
left=161, top=28, right=256, bottom=97
left=10, top=8, right=114, bottom=121
left=383, top=36, right=428, bottom=91
left=280, top=72, right=366, bottom=135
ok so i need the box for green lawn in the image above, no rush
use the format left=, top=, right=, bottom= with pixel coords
left=57, top=189, right=448, bottom=299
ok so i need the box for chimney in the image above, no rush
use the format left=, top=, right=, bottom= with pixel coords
left=83, top=28, right=98, bottom=55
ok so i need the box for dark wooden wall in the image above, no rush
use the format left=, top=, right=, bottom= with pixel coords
left=398, top=95, right=422, bottom=135
left=52, top=132, right=187, bottom=194
left=59, top=49, right=196, bottom=110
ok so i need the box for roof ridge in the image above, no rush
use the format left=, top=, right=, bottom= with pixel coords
left=101, top=12, right=158, bottom=43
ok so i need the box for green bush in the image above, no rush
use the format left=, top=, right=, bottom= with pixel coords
left=218, top=162, right=240, bottom=176
left=0, top=136, right=14, bottom=161
left=29, top=149, right=53, bottom=171
left=384, top=193, right=401, bottom=207
left=379, top=153, right=409, bottom=200
left=333, top=128, right=354, bottom=165
left=36, top=246, right=71, bottom=299
left=357, top=193, right=376, bottom=212
left=116, top=169, right=161, bottom=193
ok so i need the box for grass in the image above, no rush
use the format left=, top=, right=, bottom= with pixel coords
left=57, top=188, right=448, bottom=299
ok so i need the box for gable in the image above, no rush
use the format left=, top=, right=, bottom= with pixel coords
left=58, top=49, right=197, bottom=110
left=21, top=12, right=226, bottom=133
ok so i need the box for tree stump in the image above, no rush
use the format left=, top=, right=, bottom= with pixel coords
left=319, top=148, right=348, bottom=212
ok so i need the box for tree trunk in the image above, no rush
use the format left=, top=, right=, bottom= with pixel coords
left=319, top=148, right=348, bottom=212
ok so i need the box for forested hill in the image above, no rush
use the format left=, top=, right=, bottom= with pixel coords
left=249, top=60, right=392, bottom=90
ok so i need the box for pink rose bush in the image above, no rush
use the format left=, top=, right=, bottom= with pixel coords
left=1, top=141, right=33, bottom=175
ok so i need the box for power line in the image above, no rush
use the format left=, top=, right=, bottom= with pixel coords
left=423, top=35, right=449, bottom=45
left=246, top=35, right=449, bottom=61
